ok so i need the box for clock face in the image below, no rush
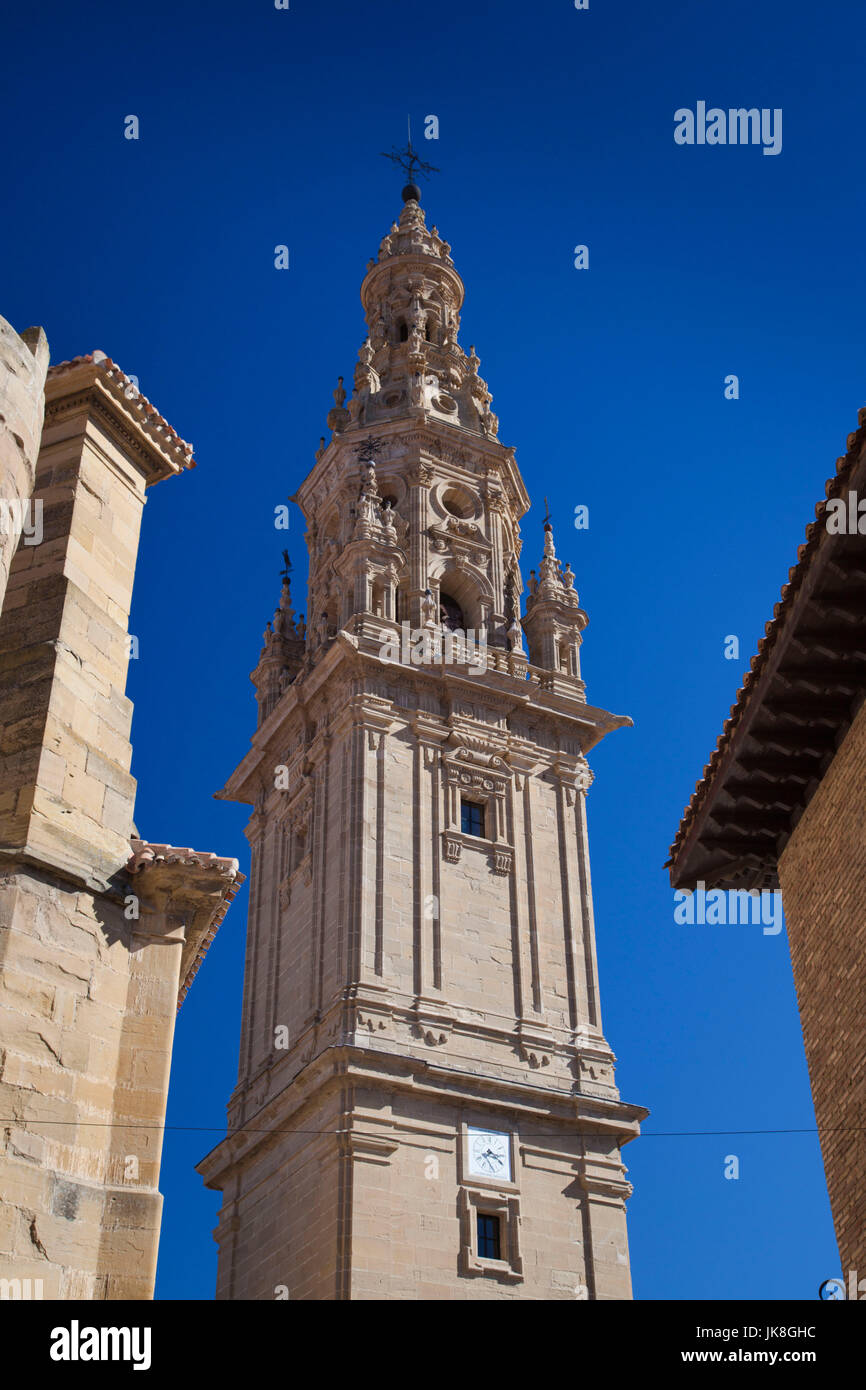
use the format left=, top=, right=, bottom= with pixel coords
left=467, top=1127, right=511, bottom=1181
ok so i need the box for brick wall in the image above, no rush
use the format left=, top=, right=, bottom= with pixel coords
left=778, top=696, right=866, bottom=1276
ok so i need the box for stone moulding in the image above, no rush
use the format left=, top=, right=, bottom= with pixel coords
left=257, top=985, right=621, bottom=1101
left=45, top=354, right=195, bottom=479
left=198, top=1043, right=647, bottom=1188
left=440, top=829, right=514, bottom=874
left=459, top=1187, right=523, bottom=1281
left=515, top=1021, right=557, bottom=1070
left=410, top=997, right=455, bottom=1048
left=216, top=633, right=630, bottom=814
left=125, top=838, right=245, bottom=1009
left=341, top=1130, right=400, bottom=1165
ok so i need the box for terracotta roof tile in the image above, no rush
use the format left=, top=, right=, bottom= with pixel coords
left=126, top=838, right=245, bottom=1009
left=48, top=352, right=196, bottom=469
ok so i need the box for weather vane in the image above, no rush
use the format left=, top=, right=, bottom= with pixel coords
left=381, top=115, right=440, bottom=189
left=281, top=550, right=292, bottom=583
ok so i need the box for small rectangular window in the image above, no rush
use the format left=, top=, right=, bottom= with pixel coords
left=461, top=799, right=486, bottom=838
left=477, top=1212, right=501, bottom=1261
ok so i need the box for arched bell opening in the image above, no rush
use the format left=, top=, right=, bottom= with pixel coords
left=371, top=577, right=392, bottom=621
left=438, top=591, right=465, bottom=632
left=428, top=564, right=491, bottom=636
left=557, top=637, right=579, bottom=677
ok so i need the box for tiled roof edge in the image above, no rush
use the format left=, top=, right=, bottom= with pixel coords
left=667, top=404, right=866, bottom=868
left=47, top=353, right=196, bottom=469
left=126, top=838, right=245, bottom=1010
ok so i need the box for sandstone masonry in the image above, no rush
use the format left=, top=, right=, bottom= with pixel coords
left=199, top=190, right=646, bottom=1300
left=0, top=315, right=49, bottom=615
left=0, top=346, right=241, bottom=1299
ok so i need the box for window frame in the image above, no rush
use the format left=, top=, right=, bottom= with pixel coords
left=458, top=1187, right=523, bottom=1282
left=460, top=796, right=486, bottom=839
left=476, top=1212, right=502, bottom=1261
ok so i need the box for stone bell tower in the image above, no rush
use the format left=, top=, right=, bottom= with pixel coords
left=198, top=183, right=646, bottom=1301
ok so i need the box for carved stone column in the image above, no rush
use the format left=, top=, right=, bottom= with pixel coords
left=406, top=461, right=431, bottom=628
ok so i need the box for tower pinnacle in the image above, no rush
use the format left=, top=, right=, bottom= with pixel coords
left=317, top=192, right=501, bottom=440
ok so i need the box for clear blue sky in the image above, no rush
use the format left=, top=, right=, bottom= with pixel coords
left=4, top=0, right=863, bottom=1300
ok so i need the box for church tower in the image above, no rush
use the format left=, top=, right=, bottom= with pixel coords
left=198, top=181, right=646, bottom=1300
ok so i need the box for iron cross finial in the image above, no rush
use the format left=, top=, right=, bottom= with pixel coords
left=355, top=435, right=387, bottom=464
left=543, top=496, right=552, bottom=527
left=381, top=115, right=440, bottom=190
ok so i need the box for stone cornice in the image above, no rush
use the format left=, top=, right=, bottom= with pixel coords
left=125, top=839, right=244, bottom=1009
left=218, top=630, right=631, bottom=806
left=296, top=417, right=529, bottom=524
left=44, top=356, right=195, bottom=484
left=360, top=255, right=465, bottom=314
left=197, top=1043, right=647, bottom=1187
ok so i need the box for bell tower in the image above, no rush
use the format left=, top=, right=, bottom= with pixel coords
left=198, top=182, right=646, bottom=1301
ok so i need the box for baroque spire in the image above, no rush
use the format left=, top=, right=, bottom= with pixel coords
left=321, top=192, right=498, bottom=440
left=251, top=551, right=306, bottom=723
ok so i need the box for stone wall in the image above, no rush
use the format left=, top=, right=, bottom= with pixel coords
left=210, top=1086, right=345, bottom=1301
left=0, top=868, right=177, bottom=1298
left=203, top=1054, right=635, bottom=1301
left=0, top=350, right=240, bottom=1300
left=0, top=364, right=154, bottom=884
left=0, top=316, right=49, bottom=617
left=201, top=653, right=643, bottom=1300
